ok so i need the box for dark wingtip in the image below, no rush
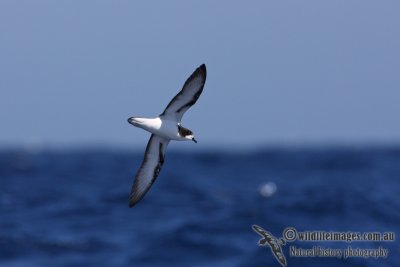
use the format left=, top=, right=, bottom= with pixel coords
left=128, top=193, right=139, bottom=208
left=128, top=198, right=136, bottom=208
left=199, top=64, right=206, bottom=74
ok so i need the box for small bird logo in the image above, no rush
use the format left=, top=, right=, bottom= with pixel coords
left=252, top=225, right=287, bottom=267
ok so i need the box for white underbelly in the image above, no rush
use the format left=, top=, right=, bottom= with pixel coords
left=142, top=117, right=182, bottom=140
left=157, top=119, right=182, bottom=140
left=132, top=117, right=185, bottom=140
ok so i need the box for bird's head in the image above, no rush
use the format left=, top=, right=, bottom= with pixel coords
left=178, top=125, right=197, bottom=143
left=186, top=134, right=197, bottom=143
left=183, top=130, right=197, bottom=143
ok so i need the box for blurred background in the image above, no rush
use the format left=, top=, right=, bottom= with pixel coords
left=0, top=1, right=399, bottom=266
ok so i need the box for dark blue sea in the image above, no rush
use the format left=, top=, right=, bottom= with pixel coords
left=1, top=147, right=399, bottom=267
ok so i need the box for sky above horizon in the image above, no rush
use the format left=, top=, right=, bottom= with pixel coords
left=1, top=1, right=399, bottom=149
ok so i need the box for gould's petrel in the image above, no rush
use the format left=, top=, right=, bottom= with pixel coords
left=127, top=64, right=207, bottom=207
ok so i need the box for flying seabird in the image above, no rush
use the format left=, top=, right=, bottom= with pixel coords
left=127, top=64, right=207, bottom=207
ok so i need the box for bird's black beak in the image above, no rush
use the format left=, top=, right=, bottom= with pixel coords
left=192, top=138, right=197, bottom=143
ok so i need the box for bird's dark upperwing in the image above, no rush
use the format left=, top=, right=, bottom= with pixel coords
left=252, top=225, right=274, bottom=244
left=129, top=134, right=169, bottom=207
left=160, top=64, right=207, bottom=122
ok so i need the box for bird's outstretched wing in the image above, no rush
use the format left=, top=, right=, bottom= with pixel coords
left=129, top=134, right=169, bottom=207
left=160, top=64, right=207, bottom=122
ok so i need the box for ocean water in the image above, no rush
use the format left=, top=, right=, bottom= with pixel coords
left=0, top=147, right=399, bottom=267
